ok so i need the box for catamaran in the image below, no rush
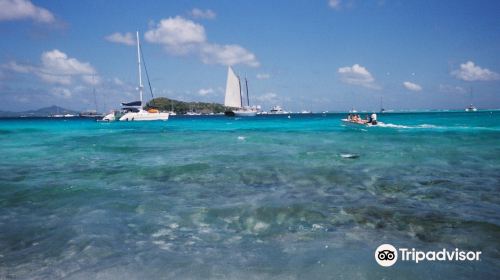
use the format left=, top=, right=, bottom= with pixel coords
left=465, top=104, right=477, bottom=112
left=224, top=66, right=259, bottom=117
left=102, top=32, right=168, bottom=122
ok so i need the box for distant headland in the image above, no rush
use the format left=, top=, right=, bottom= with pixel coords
left=0, top=98, right=227, bottom=118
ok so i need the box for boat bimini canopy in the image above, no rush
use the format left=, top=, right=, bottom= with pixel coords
left=121, top=101, right=142, bottom=107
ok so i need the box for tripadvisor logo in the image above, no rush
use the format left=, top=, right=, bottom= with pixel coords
left=375, top=244, right=482, bottom=267
left=375, top=244, right=398, bottom=267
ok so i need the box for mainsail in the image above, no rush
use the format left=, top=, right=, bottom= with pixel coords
left=224, top=66, right=242, bottom=108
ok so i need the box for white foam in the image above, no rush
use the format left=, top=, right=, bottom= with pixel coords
left=253, top=221, right=270, bottom=232
left=416, top=124, right=439, bottom=128
left=237, top=136, right=246, bottom=140
left=152, top=240, right=172, bottom=250
left=312, top=224, right=325, bottom=231
left=378, top=123, right=444, bottom=129
left=377, top=123, right=410, bottom=128
left=169, top=223, right=179, bottom=229
left=152, top=228, right=171, bottom=238
left=225, top=235, right=243, bottom=244
left=340, top=153, right=359, bottom=159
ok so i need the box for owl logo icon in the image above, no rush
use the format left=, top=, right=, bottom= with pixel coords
left=375, top=244, right=398, bottom=267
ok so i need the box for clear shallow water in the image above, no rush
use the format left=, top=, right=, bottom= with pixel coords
left=0, top=112, right=499, bottom=279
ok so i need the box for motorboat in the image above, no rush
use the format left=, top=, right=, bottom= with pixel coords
left=269, top=105, right=287, bottom=114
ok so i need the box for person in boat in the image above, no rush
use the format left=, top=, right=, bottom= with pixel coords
left=370, top=113, right=377, bottom=125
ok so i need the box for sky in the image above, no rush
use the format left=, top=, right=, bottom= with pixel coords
left=0, top=0, right=499, bottom=112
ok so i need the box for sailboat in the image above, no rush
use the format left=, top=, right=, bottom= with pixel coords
left=465, top=104, right=477, bottom=112
left=80, top=74, right=104, bottom=118
left=379, top=96, right=386, bottom=113
left=224, top=66, right=259, bottom=117
left=102, top=32, right=169, bottom=121
left=465, top=88, right=477, bottom=112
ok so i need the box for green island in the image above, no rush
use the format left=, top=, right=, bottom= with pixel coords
left=145, top=97, right=227, bottom=114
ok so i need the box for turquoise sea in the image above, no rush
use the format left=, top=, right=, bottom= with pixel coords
left=0, top=111, right=499, bottom=279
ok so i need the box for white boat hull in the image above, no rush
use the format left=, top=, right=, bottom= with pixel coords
left=101, top=112, right=117, bottom=121
left=119, top=111, right=169, bottom=121
left=106, top=32, right=170, bottom=123
left=341, top=119, right=375, bottom=127
left=234, top=110, right=257, bottom=117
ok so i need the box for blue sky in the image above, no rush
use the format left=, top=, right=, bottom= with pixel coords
left=1, top=0, right=499, bottom=112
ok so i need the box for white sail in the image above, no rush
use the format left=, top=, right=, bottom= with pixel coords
left=224, top=66, right=242, bottom=108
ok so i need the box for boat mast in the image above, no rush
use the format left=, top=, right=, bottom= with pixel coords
left=469, top=87, right=473, bottom=106
left=237, top=75, right=243, bottom=108
left=136, top=31, right=143, bottom=106
left=245, top=77, right=250, bottom=107
left=92, top=73, right=98, bottom=113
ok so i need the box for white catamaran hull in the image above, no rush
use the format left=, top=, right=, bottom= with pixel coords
left=101, top=32, right=170, bottom=123
left=119, top=111, right=169, bottom=121
left=100, top=112, right=117, bottom=121
left=234, top=109, right=258, bottom=117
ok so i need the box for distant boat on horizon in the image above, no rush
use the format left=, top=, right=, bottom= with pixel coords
left=465, top=88, right=478, bottom=112
left=380, top=96, right=386, bottom=113
left=465, top=104, right=477, bottom=112
left=269, top=105, right=288, bottom=114
left=224, top=66, right=259, bottom=117
left=80, top=73, right=104, bottom=118
left=79, top=110, right=104, bottom=118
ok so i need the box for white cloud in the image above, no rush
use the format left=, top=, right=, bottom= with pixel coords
left=328, top=0, right=342, bottom=9
left=254, top=92, right=278, bottom=103
left=14, top=95, right=29, bottom=103
left=145, top=16, right=206, bottom=54
left=0, top=0, right=55, bottom=23
left=338, top=64, right=379, bottom=89
left=105, top=32, right=135, bottom=46
left=256, top=73, right=270, bottom=80
left=113, top=77, right=124, bottom=86
left=439, top=84, right=466, bottom=94
left=198, top=87, right=214, bottom=96
left=3, top=61, right=34, bottom=73
left=200, top=43, right=260, bottom=67
left=145, top=16, right=259, bottom=67
left=403, top=81, right=422, bottom=92
left=451, top=61, right=500, bottom=81
left=189, top=8, right=216, bottom=20
left=4, top=49, right=98, bottom=85
left=51, top=87, right=72, bottom=99
left=38, top=50, right=95, bottom=85
left=81, top=74, right=101, bottom=86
